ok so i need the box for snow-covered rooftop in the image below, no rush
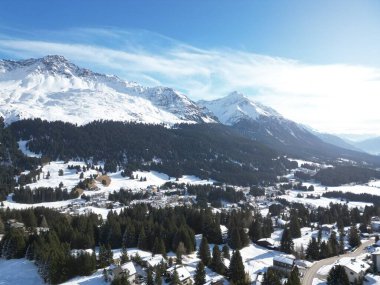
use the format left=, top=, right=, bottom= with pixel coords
left=336, top=257, right=370, bottom=274
left=273, top=255, right=295, bottom=266
left=120, top=262, right=136, bottom=276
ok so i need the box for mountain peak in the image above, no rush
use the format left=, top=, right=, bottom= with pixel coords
left=199, top=92, right=281, bottom=125
left=0, top=56, right=216, bottom=125
left=226, top=91, right=247, bottom=100
left=41, top=54, right=69, bottom=63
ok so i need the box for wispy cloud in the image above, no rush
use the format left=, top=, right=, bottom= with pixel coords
left=0, top=27, right=379, bottom=135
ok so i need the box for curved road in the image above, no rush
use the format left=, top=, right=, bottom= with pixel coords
left=301, top=238, right=373, bottom=285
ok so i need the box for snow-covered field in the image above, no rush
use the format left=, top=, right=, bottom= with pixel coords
left=2, top=160, right=214, bottom=212
left=0, top=259, right=43, bottom=285
left=17, top=160, right=214, bottom=193
left=279, top=190, right=373, bottom=208
left=240, top=243, right=283, bottom=279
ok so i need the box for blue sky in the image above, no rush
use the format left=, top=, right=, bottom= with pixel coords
left=1, top=0, right=380, bottom=135
left=1, top=0, right=380, bottom=65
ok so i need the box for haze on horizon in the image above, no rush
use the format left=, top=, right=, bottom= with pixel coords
left=0, top=0, right=380, bottom=137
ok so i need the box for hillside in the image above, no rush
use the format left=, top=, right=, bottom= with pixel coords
left=0, top=55, right=216, bottom=125
left=9, top=119, right=296, bottom=186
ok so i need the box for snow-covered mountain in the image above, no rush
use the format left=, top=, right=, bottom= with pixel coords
left=198, top=92, right=377, bottom=162
left=0, top=55, right=216, bottom=125
left=198, top=91, right=281, bottom=125
left=1, top=55, right=378, bottom=165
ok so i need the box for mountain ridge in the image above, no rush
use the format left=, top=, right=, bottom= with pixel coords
left=2, top=55, right=379, bottom=166
left=0, top=55, right=216, bottom=125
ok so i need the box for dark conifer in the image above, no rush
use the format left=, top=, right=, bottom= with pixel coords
left=194, top=261, right=206, bottom=285
left=229, top=250, right=246, bottom=284
left=327, top=265, right=349, bottom=285
left=210, top=245, right=225, bottom=275
left=198, top=236, right=211, bottom=266
left=280, top=227, right=294, bottom=254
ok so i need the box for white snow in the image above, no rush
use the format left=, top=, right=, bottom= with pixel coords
left=312, top=278, right=327, bottom=285
left=279, top=190, right=372, bottom=208
left=239, top=243, right=284, bottom=278
left=3, top=160, right=213, bottom=213
left=0, top=56, right=215, bottom=126
left=317, top=264, right=334, bottom=275
left=18, top=140, right=41, bottom=158
left=0, top=259, right=43, bottom=285
left=365, top=274, right=380, bottom=285
left=60, top=269, right=104, bottom=285
left=15, top=160, right=213, bottom=193
left=198, top=91, right=281, bottom=125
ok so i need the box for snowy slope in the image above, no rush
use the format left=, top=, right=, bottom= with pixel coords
left=198, top=91, right=281, bottom=125
left=0, top=55, right=216, bottom=125
left=199, top=92, right=380, bottom=164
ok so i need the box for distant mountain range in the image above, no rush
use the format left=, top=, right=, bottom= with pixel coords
left=1, top=55, right=379, bottom=164
left=354, top=137, right=380, bottom=155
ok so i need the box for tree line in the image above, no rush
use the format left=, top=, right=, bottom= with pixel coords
left=8, top=119, right=296, bottom=186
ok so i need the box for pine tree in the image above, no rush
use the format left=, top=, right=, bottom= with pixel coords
left=155, top=266, right=163, bottom=285
left=280, top=228, right=294, bottom=254
left=339, top=228, right=345, bottom=254
left=198, top=236, right=211, bottom=266
left=327, top=265, right=349, bottom=285
left=99, top=244, right=113, bottom=267
left=120, top=245, right=129, bottom=264
left=228, top=227, right=242, bottom=250
left=176, top=242, right=186, bottom=264
left=328, top=231, right=339, bottom=256
left=153, top=237, right=166, bottom=256
left=249, top=218, right=263, bottom=242
left=306, top=238, right=320, bottom=260
left=222, top=245, right=230, bottom=260
left=137, top=228, right=147, bottom=250
left=320, top=241, right=331, bottom=259
left=287, top=266, right=301, bottom=285
left=147, top=268, right=154, bottom=285
left=289, top=213, right=301, bottom=238
left=263, top=268, right=281, bottom=285
left=194, top=261, right=206, bottom=285
left=171, top=269, right=180, bottom=285
left=210, top=245, right=225, bottom=275
left=262, top=215, right=274, bottom=238
left=229, top=250, right=246, bottom=284
left=348, top=225, right=361, bottom=248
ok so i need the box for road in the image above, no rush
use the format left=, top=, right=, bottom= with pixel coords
left=301, top=238, right=373, bottom=285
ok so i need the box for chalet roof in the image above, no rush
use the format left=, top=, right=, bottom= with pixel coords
left=167, top=266, right=191, bottom=281
left=120, top=261, right=136, bottom=276
left=337, top=257, right=370, bottom=274
left=273, top=255, right=295, bottom=265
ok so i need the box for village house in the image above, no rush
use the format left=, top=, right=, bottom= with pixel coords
left=108, top=261, right=137, bottom=284
left=335, top=257, right=370, bottom=284
left=6, top=219, right=25, bottom=231
left=320, top=224, right=335, bottom=236
left=272, top=255, right=295, bottom=274
left=166, top=266, right=192, bottom=285
left=256, top=238, right=278, bottom=250
left=371, top=216, right=380, bottom=232
left=143, top=254, right=166, bottom=268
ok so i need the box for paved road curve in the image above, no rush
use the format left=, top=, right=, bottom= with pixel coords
left=301, top=238, right=373, bottom=285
